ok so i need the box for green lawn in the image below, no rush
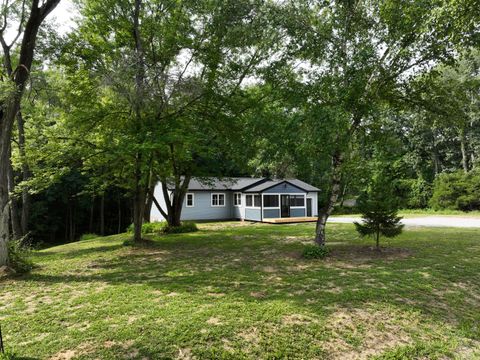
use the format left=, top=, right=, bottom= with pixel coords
left=1, top=222, right=479, bottom=359
left=333, top=209, right=480, bottom=218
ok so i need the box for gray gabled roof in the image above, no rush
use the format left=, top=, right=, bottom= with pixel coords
left=244, top=179, right=320, bottom=193
left=168, top=177, right=267, bottom=191
left=167, top=177, right=320, bottom=192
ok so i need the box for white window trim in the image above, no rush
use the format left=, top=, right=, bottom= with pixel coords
left=245, top=194, right=261, bottom=209
left=234, top=192, right=242, bottom=207
left=185, top=193, right=194, bottom=207
left=211, top=193, right=226, bottom=207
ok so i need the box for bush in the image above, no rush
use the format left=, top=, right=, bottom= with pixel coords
left=397, top=177, right=432, bottom=209
left=126, top=222, right=165, bottom=234
left=161, top=222, right=198, bottom=234
left=125, top=221, right=198, bottom=235
left=430, top=170, right=480, bottom=211
left=79, top=233, right=99, bottom=241
left=302, top=244, right=330, bottom=259
left=7, top=240, right=34, bottom=274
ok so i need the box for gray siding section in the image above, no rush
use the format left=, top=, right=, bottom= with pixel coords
left=263, top=183, right=305, bottom=194
left=245, top=208, right=261, bottom=221
left=291, top=208, right=306, bottom=217
left=181, top=191, right=233, bottom=220
left=263, top=209, right=280, bottom=218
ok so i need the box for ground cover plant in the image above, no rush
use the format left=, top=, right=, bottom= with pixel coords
left=1, top=222, right=479, bottom=359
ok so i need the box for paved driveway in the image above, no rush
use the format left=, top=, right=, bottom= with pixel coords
left=328, top=216, right=480, bottom=228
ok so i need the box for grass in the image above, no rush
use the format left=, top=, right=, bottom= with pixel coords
left=333, top=209, right=480, bottom=218
left=1, top=222, right=479, bottom=359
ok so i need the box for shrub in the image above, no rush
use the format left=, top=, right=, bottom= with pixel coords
left=161, top=222, right=198, bottom=234
left=7, top=240, right=34, bottom=274
left=397, top=177, right=433, bottom=209
left=302, top=244, right=330, bottom=259
left=354, top=171, right=404, bottom=249
left=125, top=221, right=198, bottom=237
left=430, top=170, right=480, bottom=211
left=79, top=233, right=99, bottom=241
left=126, top=222, right=165, bottom=234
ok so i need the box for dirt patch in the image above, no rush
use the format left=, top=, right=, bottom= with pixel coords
left=206, top=317, right=223, bottom=325
left=238, top=327, right=260, bottom=345
left=250, top=291, right=267, bottom=299
left=0, top=265, right=16, bottom=278
left=207, top=292, right=226, bottom=297
left=282, top=314, right=316, bottom=325
left=49, top=350, right=76, bottom=360
left=176, top=347, right=195, bottom=359
left=322, top=306, right=413, bottom=359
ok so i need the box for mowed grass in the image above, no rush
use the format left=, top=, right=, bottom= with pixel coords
left=1, top=222, right=479, bottom=359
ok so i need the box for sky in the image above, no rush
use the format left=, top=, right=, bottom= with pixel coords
left=48, top=0, right=78, bottom=35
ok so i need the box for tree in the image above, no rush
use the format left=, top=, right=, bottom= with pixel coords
left=0, top=0, right=60, bottom=267
left=42, top=0, right=278, bottom=239
left=270, top=0, right=479, bottom=246
left=354, top=170, right=404, bottom=250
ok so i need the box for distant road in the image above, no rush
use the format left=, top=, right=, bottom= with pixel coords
left=328, top=216, right=480, bottom=228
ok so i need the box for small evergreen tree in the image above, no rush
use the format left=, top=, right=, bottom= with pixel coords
left=354, top=172, right=404, bottom=250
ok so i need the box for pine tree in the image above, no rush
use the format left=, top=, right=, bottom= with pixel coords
left=354, top=173, right=404, bottom=250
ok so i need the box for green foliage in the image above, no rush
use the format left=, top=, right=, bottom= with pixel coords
left=7, top=240, right=34, bottom=274
left=354, top=171, right=404, bottom=248
left=127, top=222, right=164, bottom=234
left=397, top=178, right=433, bottom=209
left=2, top=222, right=480, bottom=358
left=79, top=233, right=99, bottom=241
left=429, top=170, right=480, bottom=211
left=161, top=222, right=198, bottom=234
left=302, top=244, right=330, bottom=259
left=126, top=221, right=198, bottom=235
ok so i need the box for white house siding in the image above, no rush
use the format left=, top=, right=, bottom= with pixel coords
left=306, top=192, right=318, bottom=216
left=150, top=184, right=169, bottom=222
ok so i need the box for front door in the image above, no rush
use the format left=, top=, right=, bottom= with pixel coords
left=307, top=198, right=312, bottom=217
left=281, top=195, right=290, bottom=217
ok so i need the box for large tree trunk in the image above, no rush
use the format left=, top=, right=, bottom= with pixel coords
left=315, top=151, right=343, bottom=246
left=0, top=0, right=61, bottom=266
left=133, top=184, right=146, bottom=242
left=89, top=196, right=95, bottom=233
left=117, top=196, right=122, bottom=234
left=131, top=0, right=146, bottom=242
left=17, top=112, right=31, bottom=235
left=460, top=129, right=469, bottom=173
left=143, top=173, right=155, bottom=223
left=161, top=175, right=191, bottom=227
left=100, top=194, right=105, bottom=236
left=7, top=160, right=22, bottom=240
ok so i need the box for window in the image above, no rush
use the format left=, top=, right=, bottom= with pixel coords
left=211, top=193, right=225, bottom=207
left=290, top=195, right=305, bottom=207
left=186, top=193, right=194, bottom=207
left=263, top=194, right=279, bottom=207
left=246, top=194, right=261, bottom=207
left=234, top=193, right=242, bottom=206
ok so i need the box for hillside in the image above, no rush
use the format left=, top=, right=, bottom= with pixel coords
left=1, top=222, right=479, bottom=359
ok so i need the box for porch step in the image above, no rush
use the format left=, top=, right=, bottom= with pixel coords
left=263, top=217, right=318, bottom=224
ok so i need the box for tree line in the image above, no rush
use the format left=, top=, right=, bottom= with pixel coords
left=1, top=0, right=479, bottom=267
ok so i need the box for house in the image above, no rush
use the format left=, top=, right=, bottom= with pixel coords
left=150, top=177, right=320, bottom=223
